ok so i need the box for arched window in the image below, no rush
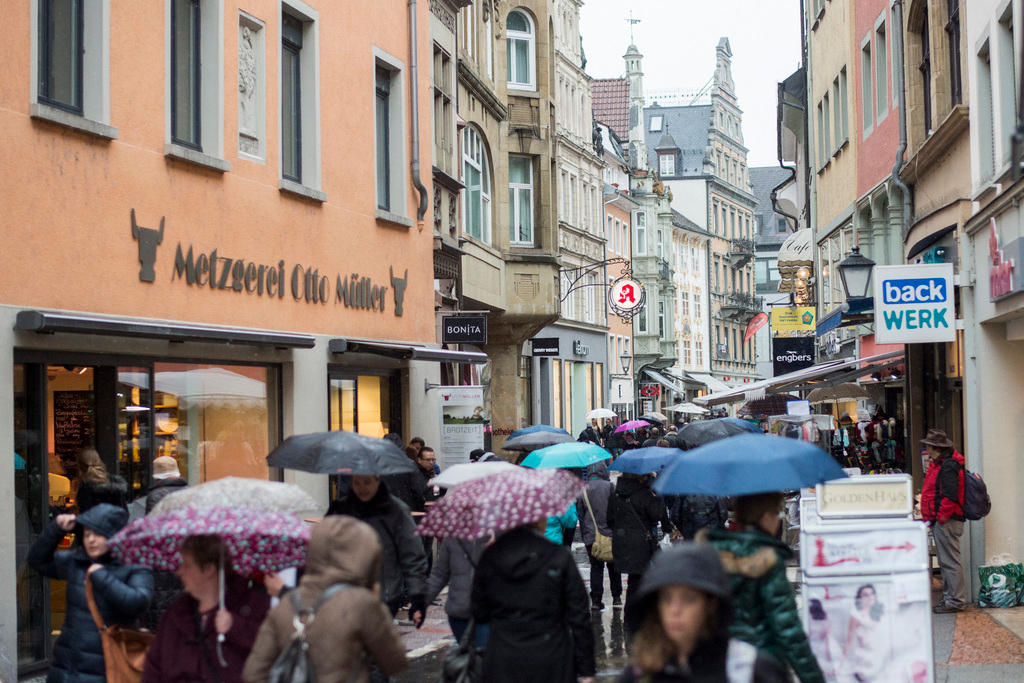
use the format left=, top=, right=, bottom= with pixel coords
left=506, top=10, right=535, bottom=90
left=462, top=127, right=491, bottom=243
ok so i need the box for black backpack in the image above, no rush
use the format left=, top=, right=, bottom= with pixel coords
left=268, top=583, right=353, bottom=683
left=962, top=469, right=992, bottom=521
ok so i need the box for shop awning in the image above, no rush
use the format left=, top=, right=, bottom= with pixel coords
left=816, top=298, right=874, bottom=336
left=328, top=338, right=488, bottom=364
left=906, top=224, right=956, bottom=260
left=14, top=310, right=316, bottom=348
left=694, top=350, right=904, bottom=406
left=688, top=373, right=732, bottom=394
left=642, top=369, right=686, bottom=394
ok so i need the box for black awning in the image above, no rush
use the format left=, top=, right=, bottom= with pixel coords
left=906, top=224, right=956, bottom=259
left=15, top=310, right=315, bottom=349
left=328, top=338, right=488, bottom=364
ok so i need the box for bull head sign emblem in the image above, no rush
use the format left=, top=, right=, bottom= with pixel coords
left=131, top=209, right=164, bottom=283
left=390, top=267, right=408, bottom=316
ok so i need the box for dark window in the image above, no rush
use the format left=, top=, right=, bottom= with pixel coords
left=920, top=7, right=932, bottom=132
left=281, top=13, right=303, bottom=182
left=38, top=0, right=83, bottom=113
left=171, top=0, right=201, bottom=149
left=946, top=0, right=962, bottom=105
left=375, top=66, right=392, bottom=210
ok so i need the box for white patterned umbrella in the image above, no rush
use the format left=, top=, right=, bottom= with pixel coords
left=416, top=468, right=583, bottom=540
left=430, top=461, right=518, bottom=488
left=152, top=476, right=319, bottom=516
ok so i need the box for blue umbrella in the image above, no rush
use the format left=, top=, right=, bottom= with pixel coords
left=508, top=424, right=572, bottom=440
left=609, top=447, right=682, bottom=475
left=521, top=442, right=612, bottom=469
left=653, top=433, right=848, bottom=497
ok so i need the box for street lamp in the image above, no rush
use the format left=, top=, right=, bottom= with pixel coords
left=620, top=352, right=632, bottom=376
left=837, top=245, right=876, bottom=301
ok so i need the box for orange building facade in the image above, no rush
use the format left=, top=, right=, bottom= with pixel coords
left=0, top=1, right=476, bottom=673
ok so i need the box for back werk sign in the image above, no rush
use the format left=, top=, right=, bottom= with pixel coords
left=167, top=242, right=409, bottom=315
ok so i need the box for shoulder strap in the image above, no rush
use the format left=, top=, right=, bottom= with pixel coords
left=83, top=574, right=107, bottom=632
left=582, top=489, right=600, bottom=528
left=290, top=582, right=354, bottom=617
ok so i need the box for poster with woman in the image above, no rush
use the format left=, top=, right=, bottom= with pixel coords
left=804, top=573, right=932, bottom=682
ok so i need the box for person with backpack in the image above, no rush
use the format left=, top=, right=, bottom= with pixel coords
left=243, top=516, right=407, bottom=683
left=919, top=429, right=967, bottom=613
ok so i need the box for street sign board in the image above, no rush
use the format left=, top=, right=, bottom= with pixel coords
left=770, top=306, right=816, bottom=334
left=772, top=336, right=815, bottom=375
left=442, top=314, right=487, bottom=344
left=873, top=263, right=955, bottom=344
left=530, top=337, right=559, bottom=356
left=801, top=522, right=929, bottom=576
left=816, top=474, right=913, bottom=518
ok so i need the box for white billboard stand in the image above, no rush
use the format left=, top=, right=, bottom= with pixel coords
left=801, top=474, right=934, bottom=682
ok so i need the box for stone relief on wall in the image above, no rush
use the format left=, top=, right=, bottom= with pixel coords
left=238, top=20, right=261, bottom=157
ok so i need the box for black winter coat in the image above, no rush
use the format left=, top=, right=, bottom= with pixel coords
left=471, top=527, right=595, bottom=682
left=616, top=636, right=789, bottom=683
left=607, top=477, right=673, bottom=574
left=28, top=518, right=153, bottom=683
left=145, top=478, right=188, bottom=513
left=76, top=476, right=129, bottom=513
left=382, top=471, right=426, bottom=512
left=326, top=482, right=428, bottom=610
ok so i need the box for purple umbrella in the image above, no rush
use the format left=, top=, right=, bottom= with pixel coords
left=416, top=468, right=583, bottom=540
left=614, top=419, right=650, bottom=433
left=109, top=506, right=310, bottom=574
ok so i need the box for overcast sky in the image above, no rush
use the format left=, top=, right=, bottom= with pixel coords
left=580, top=0, right=802, bottom=167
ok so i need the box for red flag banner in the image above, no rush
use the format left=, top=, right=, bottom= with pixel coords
left=743, top=312, right=769, bottom=345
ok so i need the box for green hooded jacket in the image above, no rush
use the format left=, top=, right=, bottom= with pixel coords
left=701, top=527, right=824, bottom=683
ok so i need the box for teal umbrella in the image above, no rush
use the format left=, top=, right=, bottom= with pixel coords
left=520, top=442, right=612, bottom=469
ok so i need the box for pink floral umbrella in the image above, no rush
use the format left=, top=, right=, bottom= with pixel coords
left=108, top=506, right=310, bottom=575
left=615, top=419, right=650, bottom=433
left=416, top=468, right=583, bottom=540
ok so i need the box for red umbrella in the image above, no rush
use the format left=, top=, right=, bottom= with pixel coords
left=416, top=469, right=583, bottom=540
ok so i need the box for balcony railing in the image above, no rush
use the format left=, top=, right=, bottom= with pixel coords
left=720, top=292, right=763, bottom=320
left=728, top=238, right=755, bottom=267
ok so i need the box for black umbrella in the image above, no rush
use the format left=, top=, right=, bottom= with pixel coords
left=677, top=417, right=761, bottom=450
left=266, top=430, right=417, bottom=475
left=501, top=431, right=575, bottom=452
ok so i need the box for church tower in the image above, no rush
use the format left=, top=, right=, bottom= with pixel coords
left=625, top=44, right=647, bottom=171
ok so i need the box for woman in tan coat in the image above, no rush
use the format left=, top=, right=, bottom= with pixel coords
left=242, top=515, right=407, bottom=683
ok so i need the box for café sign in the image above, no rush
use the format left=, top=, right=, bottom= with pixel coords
left=873, top=263, right=955, bottom=344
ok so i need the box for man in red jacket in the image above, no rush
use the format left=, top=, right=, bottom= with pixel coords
left=919, top=429, right=966, bottom=613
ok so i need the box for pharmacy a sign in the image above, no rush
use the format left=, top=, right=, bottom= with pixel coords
left=873, top=264, right=955, bottom=344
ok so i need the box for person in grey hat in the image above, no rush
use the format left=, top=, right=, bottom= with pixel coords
left=27, top=502, right=153, bottom=683
left=618, top=543, right=786, bottom=682
left=919, top=428, right=967, bottom=613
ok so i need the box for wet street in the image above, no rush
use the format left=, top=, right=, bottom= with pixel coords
left=396, top=543, right=631, bottom=681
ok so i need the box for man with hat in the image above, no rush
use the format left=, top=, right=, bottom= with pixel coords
left=919, top=429, right=967, bottom=613
left=145, top=455, right=189, bottom=513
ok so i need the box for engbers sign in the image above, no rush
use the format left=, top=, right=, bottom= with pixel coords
left=131, top=211, right=409, bottom=316
left=772, top=336, right=815, bottom=375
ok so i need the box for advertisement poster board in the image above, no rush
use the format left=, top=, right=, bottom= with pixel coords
left=438, top=386, right=487, bottom=468
left=803, top=573, right=933, bottom=683
left=801, top=522, right=929, bottom=577
left=771, top=306, right=816, bottom=335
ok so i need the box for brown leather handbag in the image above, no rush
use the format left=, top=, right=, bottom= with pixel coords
left=84, top=573, right=155, bottom=683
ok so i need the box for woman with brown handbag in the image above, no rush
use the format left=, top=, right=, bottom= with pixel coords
left=27, top=503, right=154, bottom=683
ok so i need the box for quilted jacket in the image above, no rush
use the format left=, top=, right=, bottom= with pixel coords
left=702, top=527, right=824, bottom=683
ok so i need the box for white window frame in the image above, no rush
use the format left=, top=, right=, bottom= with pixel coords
left=462, top=126, right=492, bottom=243
left=658, top=300, right=667, bottom=339
left=509, top=155, right=535, bottom=245
left=659, top=153, right=675, bottom=176
left=874, top=16, right=888, bottom=123
left=278, top=1, right=324, bottom=200
left=638, top=303, right=648, bottom=333
left=30, top=0, right=117, bottom=139
left=635, top=210, right=647, bottom=255
left=656, top=228, right=664, bottom=258
left=372, top=47, right=407, bottom=218
left=165, top=0, right=228, bottom=171
left=861, top=36, right=874, bottom=137
left=506, top=9, right=536, bottom=91
left=649, top=114, right=663, bottom=132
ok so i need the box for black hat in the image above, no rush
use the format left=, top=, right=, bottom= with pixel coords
left=76, top=503, right=130, bottom=540
left=469, top=448, right=486, bottom=462
left=624, top=542, right=731, bottom=634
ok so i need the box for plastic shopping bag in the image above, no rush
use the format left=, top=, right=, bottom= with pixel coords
left=978, top=558, right=1024, bottom=608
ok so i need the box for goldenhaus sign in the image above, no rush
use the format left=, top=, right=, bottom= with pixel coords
left=132, top=211, right=409, bottom=316
left=873, top=263, right=954, bottom=344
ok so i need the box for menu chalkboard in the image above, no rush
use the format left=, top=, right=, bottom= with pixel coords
left=53, top=391, right=95, bottom=466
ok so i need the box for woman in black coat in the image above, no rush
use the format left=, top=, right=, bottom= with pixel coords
left=28, top=503, right=154, bottom=683
left=607, top=473, right=674, bottom=601
left=471, top=520, right=596, bottom=683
